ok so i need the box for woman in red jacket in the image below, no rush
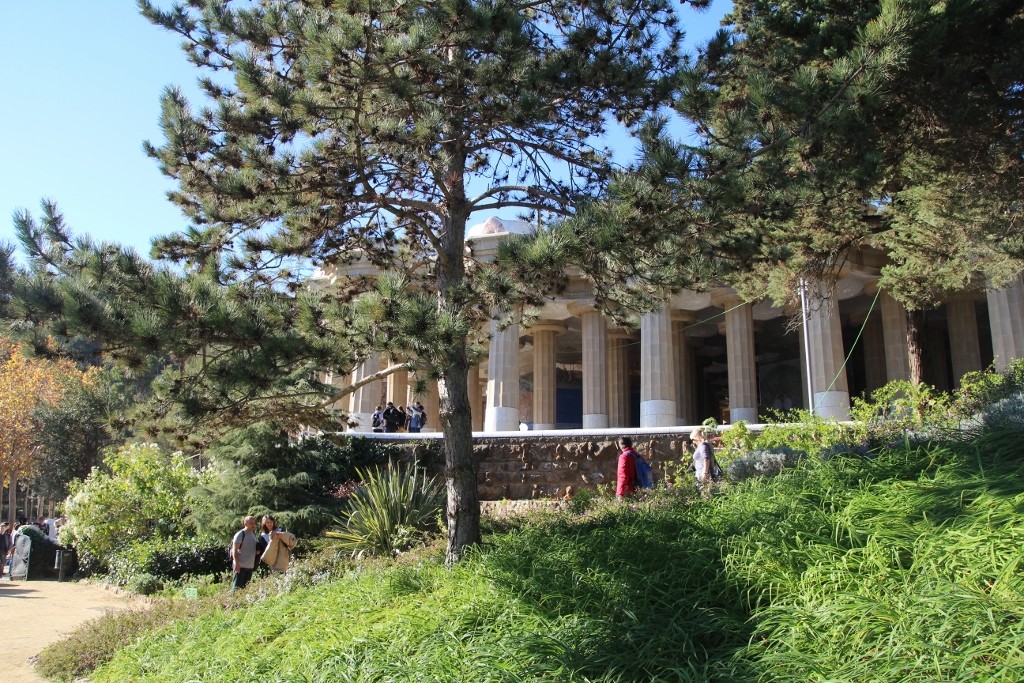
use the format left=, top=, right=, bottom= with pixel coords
left=616, top=436, right=638, bottom=497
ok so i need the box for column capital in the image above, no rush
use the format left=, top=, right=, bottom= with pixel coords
left=566, top=300, right=598, bottom=317
left=529, top=320, right=567, bottom=335
left=710, top=288, right=743, bottom=308
left=671, top=310, right=696, bottom=323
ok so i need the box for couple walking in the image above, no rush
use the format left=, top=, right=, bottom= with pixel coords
left=230, top=515, right=297, bottom=591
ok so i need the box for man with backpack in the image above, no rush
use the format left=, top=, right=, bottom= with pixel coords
left=616, top=436, right=639, bottom=497
left=230, top=515, right=259, bottom=591
left=616, top=436, right=655, bottom=497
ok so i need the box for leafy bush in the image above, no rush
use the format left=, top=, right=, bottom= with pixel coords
left=727, top=447, right=805, bottom=483
left=329, top=460, right=444, bottom=557
left=126, top=573, right=163, bottom=596
left=106, top=537, right=228, bottom=586
left=188, top=424, right=402, bottom=540
left=566, top=486, right=599, bottom=515
left=955, top=358, right=1024, bottom=419
left=61, top=443, right=200, bottom=566
left=754, top=408, right=854, bottom=455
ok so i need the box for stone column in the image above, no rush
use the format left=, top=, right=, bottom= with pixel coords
left=640, top=305, right=676, bottom=427
left=468, top=364, right=484, bottom=431
left=349, top=354, right=382, bottom=432
left=986, top=276, right=1024, bottom=372
left=860, top=311, right=888, bottom=393
left=325, top=371, right=350, bottom=413
left=804, top=283, right=850, bottom=419
left=607, top=328, right=633, bottom=428
left=798, top=326, right=810, bottom=411
left=880, top=291, right=911, bottom=382
left=484, top=316, right=521, bottom=431
left=672, top=312, right=695, bottom=425
left=717, top=295, right=758, bottom=423
left=531, top=321, right=565, bottom=430
left=387, top=364, right=408, bottom=409
left=411, top=381, right=440, bottom=433
left=571, top=306, right=610, bottom=429
left=946, top=297, right=982, bottom=386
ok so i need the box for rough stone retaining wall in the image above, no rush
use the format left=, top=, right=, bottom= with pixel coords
left=361, top=427, right=719, bottom=500
left=473, top=431, right=695, bottom=500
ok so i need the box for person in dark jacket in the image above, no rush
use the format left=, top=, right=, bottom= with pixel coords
left=382, top=401, right=402, bottom=433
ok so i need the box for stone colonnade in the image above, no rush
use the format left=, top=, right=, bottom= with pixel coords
left=334, top=221, right=1024, bottom=433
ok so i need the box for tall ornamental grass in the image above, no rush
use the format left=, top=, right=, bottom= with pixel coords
left=87, top=428, right=1024, bottom=682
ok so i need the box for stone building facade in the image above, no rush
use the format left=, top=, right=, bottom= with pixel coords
left=324, top=217, right=1024, bottom=435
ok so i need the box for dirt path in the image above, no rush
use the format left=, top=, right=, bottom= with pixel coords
left=0, top=576, right=143, bottom=683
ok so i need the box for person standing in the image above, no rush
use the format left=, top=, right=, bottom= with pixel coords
left=407, top=404, right=423, bottom=433
left=690, top=428, right=715, bottom=485
left=231, top=515, right=259, bottom=591
left=371, top=405, right=385, bottom=433
left=259, top=515, right=297, bottom=573
left=616, top=436, right=638, bottom=498
left=382, top=401, right=402, bottom=432
left=0, top=523, right=11, bottom=577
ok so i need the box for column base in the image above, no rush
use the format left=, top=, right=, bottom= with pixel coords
left=484, top=406, right=521, bottom=432
left=729, top=407, right=758, bottom=424
left=583, top=414, right=609, bottom=429
left=640, top=400, right=677, bottom=428
left=533, top=422, right=556, bottom=431
left=349, top=412, right=373, bottom=432
left=813, top=391, right=850, bottom=420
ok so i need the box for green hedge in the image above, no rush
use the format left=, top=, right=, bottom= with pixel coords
left=106, top=538, right=228, bottom=586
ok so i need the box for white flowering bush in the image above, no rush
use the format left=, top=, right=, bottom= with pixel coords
left=61, top=443, right=199, bottom=567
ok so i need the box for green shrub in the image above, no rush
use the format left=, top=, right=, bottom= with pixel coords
left=106, top=537, right=228, bottom=586
left=753, top=408, right=854, bottom=454
left=565, top=486, right=599, bottom=514
left=126, top=572, right=163, bottom=596
left=187, top=424, right=399, bottom=540
left=61, top=443, right=200, bottom=567
left=329, top=460, right=444, bottom=557
left=727, top=447, right=804, bottom=483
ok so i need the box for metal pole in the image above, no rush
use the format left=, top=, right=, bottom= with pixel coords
left=799, top=278, right=815, bottom=416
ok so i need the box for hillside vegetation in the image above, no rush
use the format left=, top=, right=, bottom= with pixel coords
left=81, top=425, right=1024, bottom=682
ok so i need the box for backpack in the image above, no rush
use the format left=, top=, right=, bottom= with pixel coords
left=709, top=452, right=723, bottom=482
left=371, top=413, right=383, bottom=429
left=633, top=452, right=655, bottom=489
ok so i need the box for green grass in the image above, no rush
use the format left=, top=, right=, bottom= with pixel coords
left=64, top=429, right=1024, bottom=682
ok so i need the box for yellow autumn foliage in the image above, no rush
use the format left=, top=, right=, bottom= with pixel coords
left=0, top=340, right=95, bottom=484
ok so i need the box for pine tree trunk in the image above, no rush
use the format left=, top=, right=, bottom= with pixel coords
left=438, top=353, right=479, bottom=565
left=436, top=178, right=481, bottom=565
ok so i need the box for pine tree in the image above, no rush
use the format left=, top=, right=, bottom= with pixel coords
left=130, top=0, right=684, bottom=563
left=554, top=0, right=1024, bottom=382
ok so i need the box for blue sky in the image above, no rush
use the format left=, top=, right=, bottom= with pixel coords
left=0, top=2, right=729, bottom=260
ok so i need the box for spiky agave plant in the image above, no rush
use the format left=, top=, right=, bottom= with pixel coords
left=328, top=460, right=444, bottom=557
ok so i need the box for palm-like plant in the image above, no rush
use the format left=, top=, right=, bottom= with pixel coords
left=329, top=460, right=444, bottom=557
